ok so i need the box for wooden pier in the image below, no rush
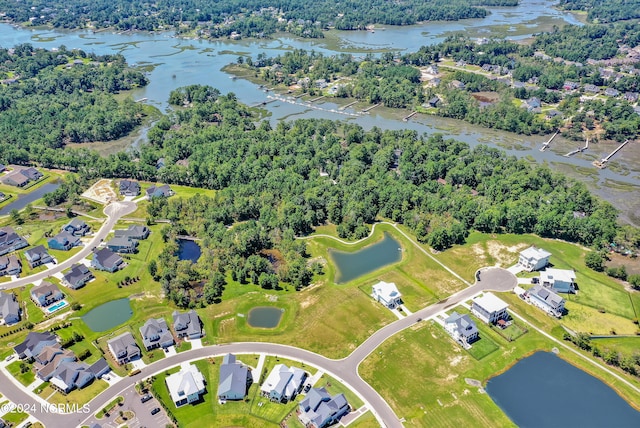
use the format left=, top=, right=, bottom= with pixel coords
left=564, top=138, right=589, bottom=157
left=339, top=101, right=358, bottom=111
left=308, top=95, right=325, bottom=103
left=593, top=139, right=630, bottom=169
left=362, top=103, right=380, bottom=113
left=540, top=130, right=559, bottom=151
left=402, top=111, right=418, bottom=122
left=250, top=99, right=277, bottom=108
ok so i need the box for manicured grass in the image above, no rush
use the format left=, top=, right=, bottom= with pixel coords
left=467, top=335, right=499, bottom=360
left=6, top=360, right=35, bottom=386
left=591, top=337, right=640, bottom=356
left=95, top=396, right=123, bottom=418
left=313, top=373, right=364, bottom=409
left=348, top=411, right=380, bottom=428
left=46, top=378, right=109, bottom=406
left=1, top=408, right=28, bottom=425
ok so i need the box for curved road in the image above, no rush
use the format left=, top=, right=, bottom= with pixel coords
left=4, top=201, right=137, bottom=290
left=0, top=267, right=516, bottom=428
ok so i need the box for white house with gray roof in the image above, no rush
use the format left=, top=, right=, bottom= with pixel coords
left=173, top=310, right=203, bottom=339
left=540, top=268, right=576, bottom=293
left=0, top=292, right=20, bottom=325
left=107, top=332, right=141, bottom=365
left=298, top=387, right=350, bottom=428
left=372, top=281, right=402, bottom=309
left=444, top=312, right=479, bottom=345
left=471, top=293, right=509, bottom=324
left=114, top=225, right=150, bottom=241
left=217, top=354, right=250, bottom=400
left=518, top=246, right=551, bottom=271
left=0, top=254, right=21, bottom=277
left=260, top=364, right=307, bottom=403
left=166, top=363, right=206, bottom=407
left=139, top=317, right=174, bottom=351
left=91, top=248, right=123, bottom=272
left=527, top=284, right=565, bottom=318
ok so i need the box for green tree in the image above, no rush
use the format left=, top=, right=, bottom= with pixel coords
left=585, top=251, right=605, bottom=271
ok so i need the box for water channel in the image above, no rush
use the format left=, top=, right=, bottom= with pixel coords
left=329, top=233, right=402, bottom=283
left=0, top=182, right=61, bottom=216
left=0, top=0, right=638, bottom=223
left=486, top=351, right=640, bottom=427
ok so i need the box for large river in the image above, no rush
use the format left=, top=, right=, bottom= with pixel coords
left=1, top=0, right=638, bottom=223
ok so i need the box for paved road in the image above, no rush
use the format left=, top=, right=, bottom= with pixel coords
left=4, top=201, right=137, bottom=290
left=0, top=266, right=517, bottom=428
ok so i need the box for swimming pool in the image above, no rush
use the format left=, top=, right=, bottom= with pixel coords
left=46, top=300, right=68, bottom=314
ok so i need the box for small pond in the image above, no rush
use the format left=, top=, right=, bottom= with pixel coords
left=0, top=182, right=61, bottom=215
left=329, top=232, right=402, bottom=284
left=82, top=298, right=133, bottom=332
left=177, top=239, right=201, bottom=263
left=486, top=351, right=640, bottom=427
left=247, top=307, right=283, bottom=328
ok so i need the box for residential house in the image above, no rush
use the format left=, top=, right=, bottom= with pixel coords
left=156, top=158, right=166, bottom=169
left=91, top=248, right=123, bottom=273
left=0, top=292, right=20, bottom=325
left=314, top=79, right=328, bottom=89
left=50, top=361, right=95, bottom=393
left=539, top=268, right=576, bottom=293
left=298, top=387, right=350, bottom=428
left=114, top=225, right=150, bottom=241
left=523, top=97, right=541, bottom=113
left=425, top=64, right=439, bottom=75
left=604, top=87, right=620, bottom=97
left=87, top=357, right=111, bottom=379
left=139, top=318, right=175, bottom=351
left=546, top=109, right=562, bottom=120
left=34, top=344, right=76, bottom=381
left=165, top=363, right=206, bottom=407
left=444, top=312, right=479, bottom=345
left=371, top=281, right=402, bottom=309
left=62, top=264, right=94, bottom=290
left=563, top=81, right=579, bottom=91
left=471, top=293, right=509, bottom=324
left=48, top=231, right=81, bottom=251
left=106, top=236, right=137, bottom=253
left=623, top=92, right=639, bottom=102
left=583, top=84, right=599, bottom=94
left=217, top=354, right=250, bottom=401
left=119, top=180, right=140, bottom=197
left=30, top=281, right=63, bottom=307
left=107, top=332, right=141, bottom=365
left=0, top=254, right=21, bottom=276
left=527, top=284, right=565, bottom=317
left=0, top=167, right=43, bottom=187
left=518, top=246, right=551, bottom=271
left=145, top=184, right=174, bottom=200
left=24, top=245, right=53, bottom=268
left=173, top=310, right=203, bottom=339
left=261, top=364, right=307, bottom=403
left=0, top=226, right=28, bottom=256
left=13, top=331, right=58, bottom=359
left=427, top=96, right=440, bottom=108
left=450, top=80, right=466, bottom=90
left=62, top=219, right=91, bottom=237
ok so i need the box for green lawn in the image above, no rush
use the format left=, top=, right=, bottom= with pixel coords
left=591, top=337, right=640, bottom=357
left=313, top=373, right=364, bottom=409
left=467, top=335, right=499, bottom=360
left=1, top=408, right=28, bottom=425
left=6, top=360, right=35, bottom=386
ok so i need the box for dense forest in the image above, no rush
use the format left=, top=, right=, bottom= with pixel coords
left=0, top=44, right=148, bottom=150
left=557, top=0, right=640, bottom=23
left=14, top=83, right=616, bottom=306
left=0, top=0, right=517, bottom=38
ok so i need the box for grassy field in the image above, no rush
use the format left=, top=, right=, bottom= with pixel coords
left=39, top=378, right=109, bottom=406
left=359, top=314, right=640, bottom=427
left=6, top=360, right=35, bottom=386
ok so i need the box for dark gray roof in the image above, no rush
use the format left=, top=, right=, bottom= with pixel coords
left=173, top=310, right=202, bottom=337
left=106, top=236, right=136, bottom=248
left=299, top=387, right=349, bottom=427
left=107, top=332, right=140, bottom=359
left=13, top=331, right=57, bottom=356
left=92, top=248, right=122, bottom=269
left=62, top=263, right=93, bottom=287
left=25, top=245, right=50, bottom=261
left=119, top=180, right=140, bottom=195
left=50, top=231, right=79, bottom=246
left=88, top=358, right=110, bottom=376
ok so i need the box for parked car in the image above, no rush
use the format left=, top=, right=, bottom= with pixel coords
left=141, top=393, right=152, bottom=403
left=151, top=407, right=161, bottom=415
left=303, top=384, right=311, bottom=393
left=5, top=354, right=15, bottom=362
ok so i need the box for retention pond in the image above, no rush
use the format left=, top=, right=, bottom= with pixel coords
left=247, top=307, right=283, bottom=328
left=329, top=232, right=402, bottom=283
left=82, top=298, right=133, bottom=332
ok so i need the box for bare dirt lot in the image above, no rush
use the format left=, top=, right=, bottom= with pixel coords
left=81, top=179, right=117, bottom=204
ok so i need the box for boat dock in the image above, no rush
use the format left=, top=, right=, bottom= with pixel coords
left=264, top=94, right=363, bottom=117
left=135, top=98, right=148, bottom=103
left=593, top=139, right=630, bottom=169
left=564, top=138, right=589, bottom=157
left=362, top=103, right=380, bottom=113
left=339, top=101, right=358, bottom=111
left=308, top=95, right=325, bottom=103
left=250, top=99, right=278, bottom=107
left=540, top=130, right=559, bottom=151
left=402, top=111, right=418, bottom=122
